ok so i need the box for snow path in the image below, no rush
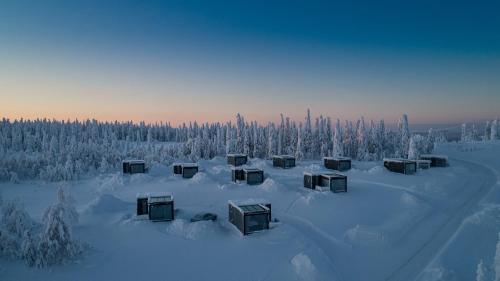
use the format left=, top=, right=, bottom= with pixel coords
left=384, top=158, right=497, bottom=281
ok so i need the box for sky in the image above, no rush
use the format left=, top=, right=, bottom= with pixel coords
left=0, top=0, right=499, bottom=125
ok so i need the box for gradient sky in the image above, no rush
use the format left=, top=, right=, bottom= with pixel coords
left=1, top=0, right=499, bottom=125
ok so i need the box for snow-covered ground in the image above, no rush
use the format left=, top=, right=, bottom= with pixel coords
left=1, top=142, right=499, bottom=281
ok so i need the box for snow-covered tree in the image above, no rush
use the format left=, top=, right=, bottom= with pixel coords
left=484, top=121, right=491, bottom=141
left=332, top=119, right=343, bottom=157
left=35, top=187, right=82, bottom=267
left=408, top=134, right=426, bottom=160
left=461, top=123, right=468, bottom=142
left=398, top=114, right=411, bottom=158
left=356, top=117, right=369, bottom=161
left=492, top=119, right=499, bottom=140
left=1, top=199, right=33, bottom=238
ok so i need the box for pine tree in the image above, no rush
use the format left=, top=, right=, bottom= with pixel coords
left=332, top=119, right=343, bottom=157
left=461, top=123, right=468, bottom=142
left=398, top=114, right=411, bottom=158
left=36, top=188, right=82, bottom=267
left=356, top=117, right=369, bottom=161
left=492, top=119, right=499, bottom=140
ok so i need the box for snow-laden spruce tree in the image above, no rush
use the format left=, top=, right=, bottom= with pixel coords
left=295, top=123, right=304, bottom=160
left=35, top=187, right=82, bottom=267
left=461, top=123, right=468, bottom=142
left=408, top=134, right=426, bottom=160
left=356, top=117, right=369, bottom=161
left=398, top=114, right=411, bottom=158
left=0, top=198, right=34, bottom=259
left=484, top=121, right=491, bottom=141
left=1, top=199, right=33, bottom=239
left=332, top=119, right=343, bottom=157
left=492, top=119, right=499, bottom=141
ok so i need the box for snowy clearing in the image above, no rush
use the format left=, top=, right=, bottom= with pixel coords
left=1, top=142, right=500, bottom=281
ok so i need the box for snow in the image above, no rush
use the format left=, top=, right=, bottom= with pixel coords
left=1, top=141, right=500, bottom=280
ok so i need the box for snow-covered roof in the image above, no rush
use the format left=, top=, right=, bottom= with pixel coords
left=420, top=154, right=448, bottom=160
left=243, top=168, right=263, bottom=173
left=304, top=171, right=321, bottom=176
left=323, top=157, right=351, bottom=161
left=227, top=153, right=247, bottom=157
left=383, top=158, right=416, bottom=163
left=173, top=163, right=198, bottom=167
left=123, top=159, right=145, bottom=164
left=228, top=200, right=270, bottom=213
left=320, top=173, right=346, bottom=179
left=229, top=198, right=270, bottom=206
left=136, top=193, right=149, bottom=199
left=273, top=155, right=295, bottom=159
left=415, top=159, right=431, bottom=163
left=148, top=193, right=173, bottom=203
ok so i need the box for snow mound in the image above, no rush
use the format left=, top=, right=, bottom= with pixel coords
left=260, top=178, right=278, bottom=192
left=165, top=219, right=217, bottom=240
left=97, top=173, right=125, bottom=192
left=298, top=193, right=316, bottom=205
left=304, top=163, right=322, bottom=172
left=367, top=166, right=384, bottom=175
left=250, top=158, right=268, bottom=169
left=83, top=194, right=130, bottom=214
left=291, top=253, right=318, bottom=281
left=129, top=173, right=150, bottom=183
left=190, top=172, right=208, bottom=183
left=344, top=225, right=386, bottom=245
left=209, top=165, right=228, bottom=175
left=401, top=192, right=418, bottom=206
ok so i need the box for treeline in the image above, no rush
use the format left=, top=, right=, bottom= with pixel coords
left=460, top=118, right=500, bottom=142
left=0, top=110, right=444, bottom=182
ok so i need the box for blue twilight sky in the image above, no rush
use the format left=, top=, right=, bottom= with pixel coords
left=0, top=0, right=499, bottom=125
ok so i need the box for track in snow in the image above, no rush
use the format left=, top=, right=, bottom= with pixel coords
left=384, top=158, right=498, bottom=281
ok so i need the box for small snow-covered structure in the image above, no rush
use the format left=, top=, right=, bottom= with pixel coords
left=323, top=157, right=351, bottom=171
left=136, top=193, right=148, bottom=216
left=148, top=193, right=174, bottom=222
left=173, top=163, right=199, bottom=178
left=416, top=159, right=431, bottom=169
left=227, top=154, right=248, bottom=166
left=303, top=172, right=347, bottom=192
left=272, top=155, right=296, bottom=169
left=122, top=160, right=146, bottom=174
left=228, top=200, right=271, bottom=235
left=419, top=154, right=448, bottom=167
left=383, top=158, right=417, bottom=175
left=232, top=168, right=264, bottom=185
left=303, top=172, right=320, bottom=190
left=318, top=173, right=347, bottom=193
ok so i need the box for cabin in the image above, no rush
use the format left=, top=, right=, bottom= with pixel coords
left=303, top=172, right=320, bottom=190
left=228, top=200, right=271, bottom=235
left=148, top=194, right=174, bottom=222
left=173, top=163, right=198, bottom=178
left=319, top=173, right=347, bottom=193
left=420, top=154, right=448, bottom=167
left=227, top=154, right=248, bottom=166
left=383, top=158, right=417, bottom=175
left=136, top=193, right=149, bottom=216
left=304, top=172, right=347, bottom=192
left=324, top=157, right=352, bottom=171
left=122, top=160, right=146, bottom=174
left=232, top=168, right=264, bottom=185
left=272, top=155, right=296, bottom=169
left=416, top=159, right=431, bottom=169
